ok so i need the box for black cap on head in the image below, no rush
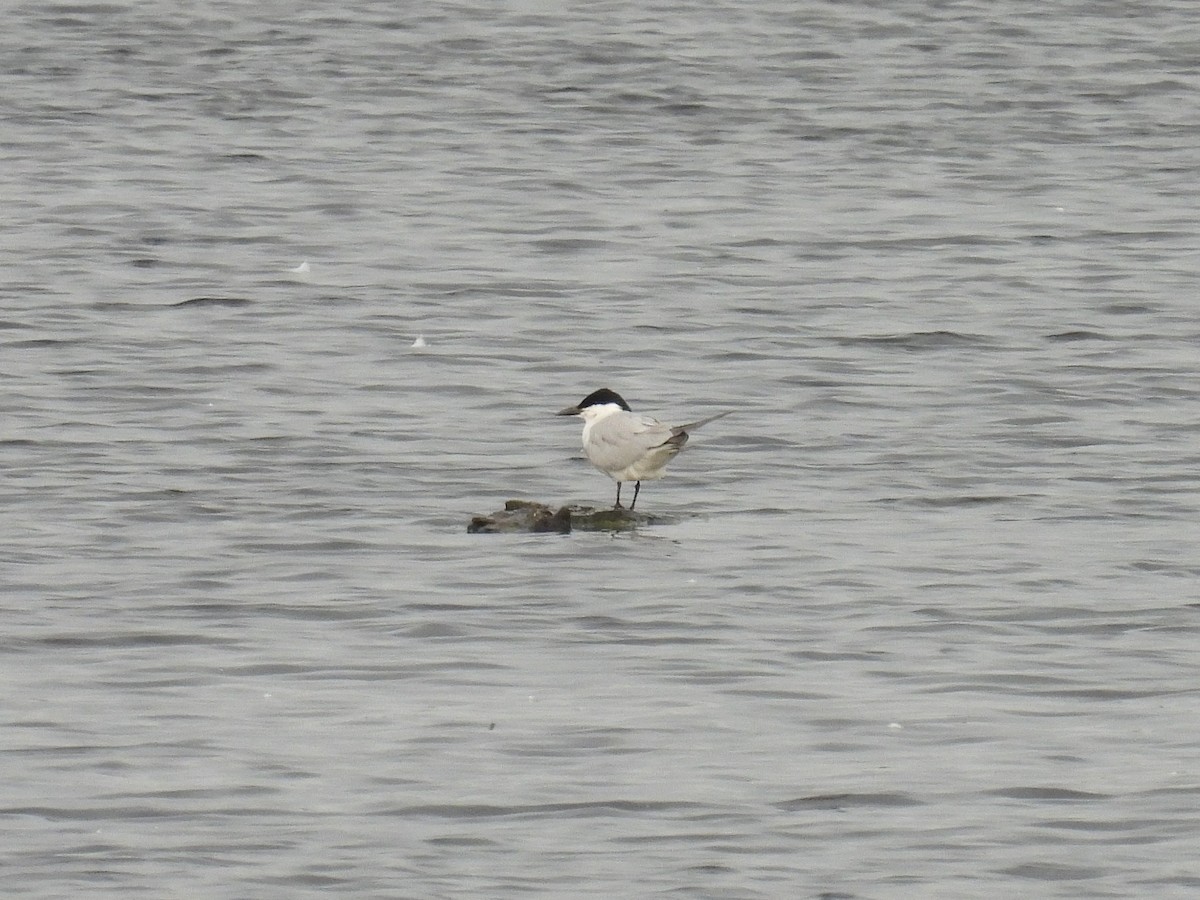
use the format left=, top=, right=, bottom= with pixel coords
left=577, top=388, right=631, bottom=411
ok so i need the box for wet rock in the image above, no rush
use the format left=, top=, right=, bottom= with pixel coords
left=468, top=500, right=572, bottom=534
left=467, top=500, right=668, bottom=533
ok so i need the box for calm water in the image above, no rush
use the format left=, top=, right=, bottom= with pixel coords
left=3, top=1, right=1199, bottom=897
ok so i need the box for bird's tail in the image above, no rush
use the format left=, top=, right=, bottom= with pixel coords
left=672, top=410, right=731, bottom=435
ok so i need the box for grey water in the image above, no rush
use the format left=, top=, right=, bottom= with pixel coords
left=3, top=0, right=1199, bottom=897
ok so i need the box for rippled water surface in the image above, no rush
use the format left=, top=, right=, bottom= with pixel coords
left=3, top=1, right=1200, bottom=897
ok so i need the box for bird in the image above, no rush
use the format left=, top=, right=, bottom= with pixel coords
left=556, top=388, right=728, bottom=510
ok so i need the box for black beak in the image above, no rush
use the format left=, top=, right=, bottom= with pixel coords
left=556, top=406, right=581, bottom=416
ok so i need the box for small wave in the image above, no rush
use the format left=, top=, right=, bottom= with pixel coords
left=1045, top=330, right=1112, bottom=342
left=834, top=331, right=990, bottom=351
left=987, top=787, right=1110, bottom=802
left=377, top=799, right=700, bottom=819
left=776, top=792, right=923, bottom=811
left=171, top=296, right=252, bottom=308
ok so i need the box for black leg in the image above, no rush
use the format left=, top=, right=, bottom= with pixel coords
left=614, top=482, right=623, bottom=508
left=630, top=481, right=641, bottom=510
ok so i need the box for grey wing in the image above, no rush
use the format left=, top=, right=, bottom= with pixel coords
left=586, top=414, right=677, bottom=472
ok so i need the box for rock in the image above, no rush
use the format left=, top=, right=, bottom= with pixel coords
left=468, top=500, right=572, bottom=534
left=467, top=500, right=667, bottom=533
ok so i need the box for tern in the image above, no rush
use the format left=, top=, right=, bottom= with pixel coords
left=556, top=388, right=728, bottom=510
